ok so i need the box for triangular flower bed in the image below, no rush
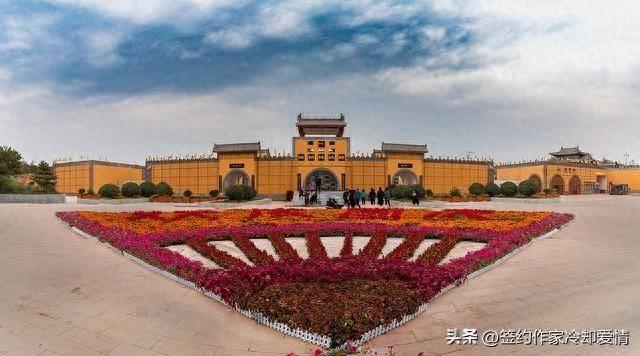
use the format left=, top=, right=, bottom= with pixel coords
left=56, top=208, right=572, bottom=348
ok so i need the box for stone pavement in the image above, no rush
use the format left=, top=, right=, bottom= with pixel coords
left=0, top=196, right=638, bottom=355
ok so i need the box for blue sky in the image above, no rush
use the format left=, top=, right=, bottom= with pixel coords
left=1, top=0, right=640, bottom=164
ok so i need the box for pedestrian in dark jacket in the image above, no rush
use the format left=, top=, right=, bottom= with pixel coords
left=377, top=187, right=384, bottom=206
left=349, top=189, right=357, bottom=208
left=384, top=188, right=391, bottom=206
left=343, top=190, right=349, bottom=207
left=369, top=188, right=376, bottom=205
left=360, top=188, right=366, bottom=206
left=411, top=189, right=420, bottom=206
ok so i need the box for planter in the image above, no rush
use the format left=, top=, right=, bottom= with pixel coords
left=77, top=197, right=150, bottom=204
left=0, top=194, right=66, bottom=204
left=491, top=197, right=561, bottom=204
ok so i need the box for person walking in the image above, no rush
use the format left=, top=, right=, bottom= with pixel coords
left=411, top=189, right=420, bottom=206
left=349, top=189, right=357, bottom=208
left=360, top=188, right=367, bottom=206
left=377, top=187, right=384, bottom=206
left=384, top=187, right=391, bottom=206
left=343, top=189, right=349, bottom=207
left=369, top=188, right=376, bottom=205
left=355, top=189, right=362, bottom=208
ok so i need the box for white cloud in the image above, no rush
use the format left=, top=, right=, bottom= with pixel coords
left=83, top=30, right=125, bottom=67
left=205, top=29, right=253, bottom=50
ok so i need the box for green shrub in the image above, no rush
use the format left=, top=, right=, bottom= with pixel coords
left=224, top=184, right=257, bottom=201
left=209, top=189, right=219, bottom=198
left=468, top=182, right=485, bottom=196
left=0, top=176, right=25, bottom=194
left=139, top=182, right=157, bottom=197
left=156, top=182, right=174, bottom=197
left=183, top=189, right=192, bottom=197
left=78, top=188, right=86, bottom=195
left=518, top=179, right=539, bottom=197
left=98, top=183, right=119, bottom=198
left=390, top=184, right=426, bottom=199
left=121, top=182, right=140, bottom=197
left=499, top=181, right=518, bottom=197
left=543, top=188, right=551, bottom=194
left=425, top=189, right=433, bottom=197
left=449, top=187, right=462, bottom=197
left=485, top=183, right=500, bottom=197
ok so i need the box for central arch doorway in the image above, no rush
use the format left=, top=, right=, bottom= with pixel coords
left=550, top=174, right=564, bottom=194
left=223, top=169, right=250, bottom=190
left=304, top=169, right=339, bottom=191
left=392, top=169, right=418, bottom=185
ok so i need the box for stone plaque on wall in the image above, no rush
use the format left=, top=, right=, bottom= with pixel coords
left=398, top=163, right=413, bottom=168
left=229, top=163, right=245, bottom=168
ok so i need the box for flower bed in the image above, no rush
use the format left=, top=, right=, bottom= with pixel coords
left=56, top=208, right=572, bottom=347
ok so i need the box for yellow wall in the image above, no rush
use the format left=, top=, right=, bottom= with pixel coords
left=257, top=159, right=294, bottom=194
left=93, top=165, right=144, bottom=191
left=496, top=163, right=608, bottom=194
left=149, top=160, right=218, bottom=195
left=347, top=160, right=387, bottom=190
left=424, top=161, right=489, bottom=195
left=54, top=162, right=91, bottom=194
left=496, top=165, right=545, bottom=182
left=54, top=161, right=143, bottom=194
left=606, top=169, right=640, bottom=192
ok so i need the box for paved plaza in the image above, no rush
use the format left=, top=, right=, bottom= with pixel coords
left=0, top=196, right=638, bottom=355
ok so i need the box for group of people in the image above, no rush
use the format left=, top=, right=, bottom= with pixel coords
left=299, top=186, right=421, bottom=208
left=341, top=187, right=391, bottom=208
left=298, top=189, right=319, bottom=206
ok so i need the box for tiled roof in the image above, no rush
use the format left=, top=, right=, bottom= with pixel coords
left=212, top=142, right=261, bottom=153
left=296, top=118, right=346, bottom=127
left=549, top=146, right=588, bottom=156
left=381, top=142, right=428, bottom=153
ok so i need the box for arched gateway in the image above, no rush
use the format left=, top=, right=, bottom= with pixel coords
left=223, top=169, right=250, bottom=190
left=304, top=168, right=339, bottom=191
left=392, top=169, right=418, bottom=185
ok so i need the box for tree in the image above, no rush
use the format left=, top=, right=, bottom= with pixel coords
left=0, top=146, right=23, bottom=176
left=518, top=179, right=539, bottom=197
left=485, top=183, right=500, bottom=197
left=468, top=183, right=485, bottom=196
left=32, top=161, right=56, bottom=193
left=499, top=181, right=518, bottom=197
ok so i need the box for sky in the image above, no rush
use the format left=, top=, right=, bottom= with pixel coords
left=1, top=0, right=640, bottom=165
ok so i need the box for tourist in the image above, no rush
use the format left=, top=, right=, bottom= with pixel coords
left=377, top=187, right=384, bottom=206
left=355, top=189, right=362, bottom=208
left=384, top=187, right=391, bottom=206
left=310, top=191, right=318, bottom=205
left=369, top=188, right=376, bottom=205
left=349, top=189, right=357, bottom=208
left=360, top=188, right=367, bottom=206
left=411, top=189, right=420, bottom=206
left=343, top=189, right=350, bottom=207
left=304, top=191, right=310, bottom=206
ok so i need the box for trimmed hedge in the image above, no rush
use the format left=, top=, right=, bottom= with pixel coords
left=485, top=183, right=500, bottom=197
left=518, top=179, right=539, bottom=197
left=390, top=184, right=426, bottom=199
left=225, top=184, right=257, bottom=201
left=499, top=181, right=518, bottom=197
left=449, top=187, right=462, bottom=197
left=209, top=189, right=219, bottom=198
left=183, top=189, right=193, bottom=197
left=98, top=184, right=119, bottom=198
left=121, top=182, right=140, bottom=197
left=468, top=183, right=485, bottom=196
left=140, top=182, right=157, bottom=197
left=156, top=182, right=174, bottom=197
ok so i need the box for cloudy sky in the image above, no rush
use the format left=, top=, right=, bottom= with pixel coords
left=1, top=1, right=639, bottom=164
